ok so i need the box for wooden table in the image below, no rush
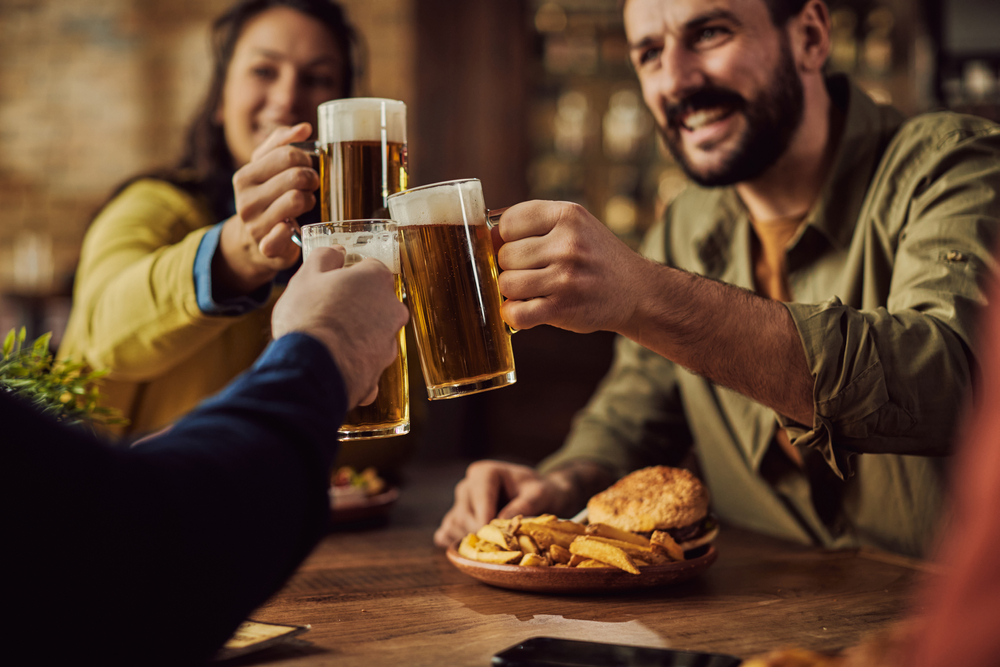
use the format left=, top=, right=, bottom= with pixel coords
left=239, top=462, right=929, bottom=666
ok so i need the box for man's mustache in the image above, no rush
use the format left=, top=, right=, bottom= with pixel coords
left=665, top=86, right=746, bottom=128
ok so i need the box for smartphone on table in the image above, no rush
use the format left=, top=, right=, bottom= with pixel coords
left=492, top=636, right=742, bottom=667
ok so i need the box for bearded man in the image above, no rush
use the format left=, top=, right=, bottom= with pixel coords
left=435, top=0, right=1000, bottom=558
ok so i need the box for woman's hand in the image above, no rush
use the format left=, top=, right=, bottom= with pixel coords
left=215, top=122, right=318, bottom=296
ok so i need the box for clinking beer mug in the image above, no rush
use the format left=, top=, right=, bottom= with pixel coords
left=317, top=98, right=408, bottom=221
left=387, top=178, right=516, bottom=400
left=300, top=220, right=409, bottom=440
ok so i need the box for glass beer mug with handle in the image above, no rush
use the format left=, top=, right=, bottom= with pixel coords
left=300, top=220, right=410, bottom=439
left=317, top=98, right=408, bottom=221
left=387, top=178, right=516, bottom=400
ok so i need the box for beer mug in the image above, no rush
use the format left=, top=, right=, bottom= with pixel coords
left=387, top=179, right=516, bottom=400
left=317, top=98, right=408, bottom=220
left=300, top=220, right=409, bottom=439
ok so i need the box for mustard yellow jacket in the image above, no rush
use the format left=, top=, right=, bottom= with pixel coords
left=59, top=179, right=278, bottom=437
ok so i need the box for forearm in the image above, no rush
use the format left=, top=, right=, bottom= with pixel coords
left=4, top=334, right=347, bottom=665
left=620, top=264, right=814, bottom=424
left=543, top=460, right=618, bottom=517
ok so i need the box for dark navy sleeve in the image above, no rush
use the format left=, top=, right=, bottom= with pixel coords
left=1, top=332, right=346, bottom=667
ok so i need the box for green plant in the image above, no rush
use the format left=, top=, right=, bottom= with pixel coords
left=0, top=327, right=127, bottom=429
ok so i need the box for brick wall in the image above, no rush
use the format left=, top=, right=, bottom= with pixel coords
left=0, top=0, right=414, bottom=301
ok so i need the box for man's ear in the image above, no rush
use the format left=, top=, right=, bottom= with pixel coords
left=787, top=0, right=831, bottom=73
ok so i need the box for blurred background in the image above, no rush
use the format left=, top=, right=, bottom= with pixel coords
left=1, top=0, right=997, bottom=468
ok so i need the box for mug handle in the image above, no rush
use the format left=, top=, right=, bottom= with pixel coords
left=288, top=141, right=322, bottom=248
left=485, top=206, right=517, bottom=335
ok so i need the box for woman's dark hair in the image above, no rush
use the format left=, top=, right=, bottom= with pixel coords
left=104, top=0, right=360, bottom=222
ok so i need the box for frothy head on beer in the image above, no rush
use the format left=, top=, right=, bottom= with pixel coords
left=318, top=98, right=407, bottom=144
left=387, top=179, right=486, bottom=227
left=300, top=221, right=400, bottom=274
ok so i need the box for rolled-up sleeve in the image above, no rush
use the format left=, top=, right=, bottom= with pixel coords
left=782, top=119, right=1000, bottom=477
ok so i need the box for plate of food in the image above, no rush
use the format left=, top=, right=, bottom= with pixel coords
left=328, top=466, right=399, bottom=524
left=446, top=466, right=719, bottom=594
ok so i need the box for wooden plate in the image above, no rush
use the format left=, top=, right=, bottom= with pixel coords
left=446, top=542, right=717, bottom=594
left=328, top=487, right=399, bottom=524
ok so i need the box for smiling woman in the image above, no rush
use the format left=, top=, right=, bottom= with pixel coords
left=57, top=0, right=361, bottom=439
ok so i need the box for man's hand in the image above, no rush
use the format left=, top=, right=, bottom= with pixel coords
left=496, top=201, right=655, bottom=334
left=433, top=461, right=568, bottom=548
left=216, top=123, right=319, bottom=296
left=272, top=246, right=409, bottom=409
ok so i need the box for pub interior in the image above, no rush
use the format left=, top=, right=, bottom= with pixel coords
left=2, top=0, right=999, bottom=665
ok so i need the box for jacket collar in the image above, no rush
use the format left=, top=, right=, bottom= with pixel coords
left=692, top=75, right=905, bottom=274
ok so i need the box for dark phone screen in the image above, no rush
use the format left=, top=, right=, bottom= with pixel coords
left=492, top=637, right=742, bottom=667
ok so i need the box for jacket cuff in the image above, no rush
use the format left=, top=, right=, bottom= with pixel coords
left=780, top=298, right=893, bottom=478
left=194, top=222, right=272, bottom=316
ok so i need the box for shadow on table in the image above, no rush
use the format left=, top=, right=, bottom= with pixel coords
left=442, top=573, right=714, bottom=623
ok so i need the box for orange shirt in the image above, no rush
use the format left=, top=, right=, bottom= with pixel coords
left=751, top=214, right=807, bottom=467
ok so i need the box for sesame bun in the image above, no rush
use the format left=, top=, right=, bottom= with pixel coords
left=587, top=466, right=710, bottom=534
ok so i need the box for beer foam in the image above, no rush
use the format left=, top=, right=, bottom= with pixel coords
left=387, top=179, right=486, bottom=227
left=301, top=224, right=400, bottom=273
left=318, top=98, right=406, bottom=144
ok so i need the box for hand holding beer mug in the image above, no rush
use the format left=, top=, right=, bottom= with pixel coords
left=300, top=220, right=409, bottom=439
left=387, top=179, right=516, bottom=400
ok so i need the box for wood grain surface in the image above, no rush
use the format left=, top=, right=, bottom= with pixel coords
left=233, top=462, right=929, bottom=667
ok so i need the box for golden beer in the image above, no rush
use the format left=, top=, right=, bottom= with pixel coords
left=388, top=179, right=516, bottom=400
left=339, top=274, right=408, bottom=438
left=317, top=99, right=408, bottom=221
left=320, top=140, right=407, bottom=220
left=300, top=221, right=409, bottom=439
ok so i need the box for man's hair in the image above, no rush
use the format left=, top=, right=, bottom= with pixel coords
left=619, top=0, right=813, bottom=28
left=763, top=0, right=812, bottom=26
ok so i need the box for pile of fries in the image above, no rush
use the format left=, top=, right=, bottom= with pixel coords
left=457, top=514, right=685, bottom=574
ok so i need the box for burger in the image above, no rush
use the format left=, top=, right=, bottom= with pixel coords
left=586, top=466, right=718, bottom=554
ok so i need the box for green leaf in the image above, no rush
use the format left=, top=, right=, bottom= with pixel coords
left=3, top=329, right=13, bottom=358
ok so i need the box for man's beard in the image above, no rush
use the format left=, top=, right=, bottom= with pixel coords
left=659, top=39, right=804, bottom=187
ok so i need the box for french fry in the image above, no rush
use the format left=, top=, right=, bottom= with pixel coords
left=575, top=558, right=614, bottom=568
left=568, top=554, right=588, bottom=567
left=522, top=515, right=587, bottom=535
left=518, top=534, right=540, bottom=554
left=518, top=523, right=577, bottom=549
left=477, top=523, right=519, bottom=551
left=586, top=522, right=651, bottom=546
left=458, top=532, right=522, bottom=564
left=584, top=536, right=671, bottom=565
left=548, top=543, right=572, bottom=564
left=569, top=536, right=641, bottom=574
left=458, top=533, right=481, bottom=561
left=519, top=553, right=549, bottom=567
left=473, top=549, right=523, bottom=565
left=650, top=530, right=685, bottom=562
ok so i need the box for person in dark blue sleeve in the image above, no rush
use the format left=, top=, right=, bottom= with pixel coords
left=2, top=245, right=409, bottom=667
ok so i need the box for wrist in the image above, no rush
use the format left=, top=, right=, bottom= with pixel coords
left=544, top=461, right=616, bottom=517
left=215, top=216, right=277, bottom=296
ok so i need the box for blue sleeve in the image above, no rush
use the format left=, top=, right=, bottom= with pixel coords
left=1, top=332, right=347, bottom=667
left=194, top=221, right=273, bottom=315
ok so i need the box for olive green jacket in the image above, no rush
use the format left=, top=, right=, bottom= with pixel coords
left=540, top=76, right=1000, bottom=557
